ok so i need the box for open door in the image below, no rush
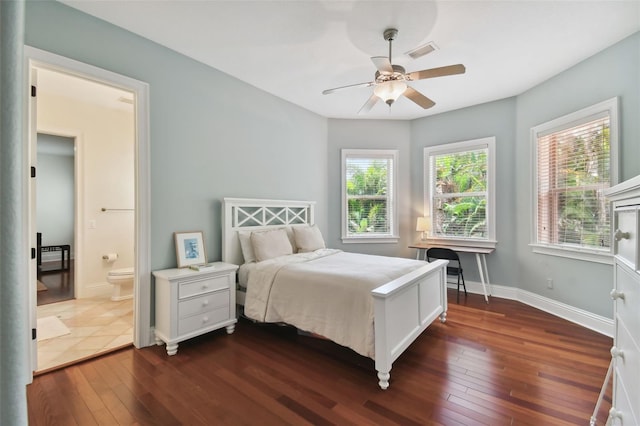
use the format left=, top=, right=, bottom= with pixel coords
left=28, top=67, right=38, bottom=375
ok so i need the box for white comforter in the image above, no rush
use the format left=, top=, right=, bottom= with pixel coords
left=244, top=249, right=427, bottom=358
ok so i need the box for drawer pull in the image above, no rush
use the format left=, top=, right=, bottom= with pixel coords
left=608, top=407, right=623, bottom=419
left=610, top=346, right=625, bottom=360
left=202, top=299, right=209, bottom=306
left=614, top=229, right=630, bottom=241
left=610, top=289, right=626, bottom=300
left=202, top=316, right=209, bottom=323
left=201, top=284, right=208, bottom=290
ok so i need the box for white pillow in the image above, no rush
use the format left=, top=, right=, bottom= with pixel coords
left=238, top=231, right=256, bottom=263
left=293, top=225, right=325, bottom=253
left=284, top=227, right=298, bottom=253
left=250, top=228, right=294, bottom=262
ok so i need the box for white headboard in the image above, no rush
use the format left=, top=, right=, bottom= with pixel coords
left=222, top=198, right=316, bottom=266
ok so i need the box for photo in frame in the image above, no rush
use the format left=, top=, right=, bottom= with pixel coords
left=174, top=231, right=207, bottom=268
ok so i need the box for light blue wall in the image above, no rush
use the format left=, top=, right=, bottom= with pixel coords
left=25, top=1, right=639, bottom=318
left=410, top=98, right=518, bottom=286
left=327, top=119, right=413, bottom=258
left=514, top=32, right=640, bottom=318
left=36, top=134, right=74, bottom=254
left=25, top=1, right=328, bottom=270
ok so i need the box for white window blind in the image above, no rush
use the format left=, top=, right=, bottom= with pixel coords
left=536, top=114, right=611, bottom=250
left=342, top=150, right=397, bottom=241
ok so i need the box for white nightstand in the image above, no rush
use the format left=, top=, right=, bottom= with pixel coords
left=152, top=262, right=238, bottom=356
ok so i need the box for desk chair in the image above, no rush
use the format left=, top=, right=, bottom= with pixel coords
left=426, top=247, right=467, bottom=302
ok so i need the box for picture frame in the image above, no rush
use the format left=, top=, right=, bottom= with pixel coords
left=174, top=231, right=207, bottom=268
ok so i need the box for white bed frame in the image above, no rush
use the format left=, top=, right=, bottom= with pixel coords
left=222, top=198, right=448, bottom=390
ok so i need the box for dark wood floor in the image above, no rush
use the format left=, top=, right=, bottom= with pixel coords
left=37, top=260, right=74, bottom=306
left=27, top=290, right=613, bottom=425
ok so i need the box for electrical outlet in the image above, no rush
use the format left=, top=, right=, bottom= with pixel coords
left=546, top=278, right=553, bottom=289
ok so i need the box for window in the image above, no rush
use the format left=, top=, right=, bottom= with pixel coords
left=424, top=137, right=496, bottom=248
left=532, top=98, right=618, bottom=262
left=341, top=149, right=398, bottom=243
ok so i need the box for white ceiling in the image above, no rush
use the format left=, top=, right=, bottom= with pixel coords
left=60, top=0, right=640, bottom=120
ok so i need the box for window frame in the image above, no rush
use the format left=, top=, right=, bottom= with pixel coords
left=530, top=97, right=619, bottom=264
left=423, top=137, right=497, bottom=249
left=341, top=149, right=399, bottom=244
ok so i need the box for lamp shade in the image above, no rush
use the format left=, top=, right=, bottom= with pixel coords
left=374, top=80, right=407, bottom=106
left=416, top=216, right=429, bottom=232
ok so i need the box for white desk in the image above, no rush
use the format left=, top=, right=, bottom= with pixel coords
left=409, top=243, right=494, bottom=303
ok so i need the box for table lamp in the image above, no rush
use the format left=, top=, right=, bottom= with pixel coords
left=416, top=217, right=429, bottom=241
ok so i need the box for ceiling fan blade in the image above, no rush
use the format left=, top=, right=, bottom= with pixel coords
left=371, top=56, right=393, bottom=74
left=407, top=64, right=466, bottom=81
left=403, top=86, right=435, bottom=109
left=322, top=81, right=375, bottom=95
left=358, top=94, right=379, bottom=114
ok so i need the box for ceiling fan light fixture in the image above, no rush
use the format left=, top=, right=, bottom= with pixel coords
left=374, top=80, right=407, bottom=106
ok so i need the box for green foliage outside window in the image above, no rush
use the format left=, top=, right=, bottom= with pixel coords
left=433, top=149, right=487, bottom=238
left=346, top=160, right=390, bottom=235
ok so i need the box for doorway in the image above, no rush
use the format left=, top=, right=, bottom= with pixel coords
left=25, top=46, right=152, bottom=379
left=33, top=68, right=137, bottom=372
left=36, top=133, right=75, bottom=306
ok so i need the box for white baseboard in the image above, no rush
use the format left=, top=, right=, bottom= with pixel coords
left=448, top=280, right=614, bottom=338
left=80, top=282, right=111, bottom=299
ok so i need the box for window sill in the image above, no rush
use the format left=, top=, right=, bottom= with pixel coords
left=342, top=236, right=399, bottom=244
left=530, top=244, right=613, bottom=265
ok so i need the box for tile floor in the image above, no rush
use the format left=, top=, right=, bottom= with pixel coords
left=36, top=296, right=133, bottom=372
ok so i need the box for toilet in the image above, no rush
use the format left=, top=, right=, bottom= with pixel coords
left=107, top=267, right=134, bottom=301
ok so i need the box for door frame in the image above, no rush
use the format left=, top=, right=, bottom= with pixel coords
left=24, top=46, right=153, bottom=377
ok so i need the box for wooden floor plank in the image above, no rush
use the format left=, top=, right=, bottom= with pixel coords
left=28, top=290, right=613, bottom=425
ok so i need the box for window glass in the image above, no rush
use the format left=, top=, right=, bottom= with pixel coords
left=424, top=137, right=496, bottom=247
left=432, top=148, right=488, bottom=238
left=342, top=150, right=398, bottom=242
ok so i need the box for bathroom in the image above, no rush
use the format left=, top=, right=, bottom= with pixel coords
left=35, top=67, right=135, bottom=371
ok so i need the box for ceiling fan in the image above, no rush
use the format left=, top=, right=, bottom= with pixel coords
left=322, top=28, right=466, bottom=114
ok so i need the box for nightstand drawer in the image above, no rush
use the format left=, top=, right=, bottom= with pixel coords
left=179, top=275, right=229, bottom=299
left=178, top=307, right=228, bottom=335
left=615, top=208, right=638, bottom=270
left=179, top=290, right=229, bottom=319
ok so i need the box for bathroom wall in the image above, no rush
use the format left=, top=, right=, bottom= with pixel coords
left=37, top=88, right=135, bottom=298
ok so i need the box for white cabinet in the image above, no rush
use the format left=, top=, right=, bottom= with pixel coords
left=152, top=262, right=238, bottom=356
left=605, top=175, right=640, bottom=425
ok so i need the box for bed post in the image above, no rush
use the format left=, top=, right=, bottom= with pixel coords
left=440, top=266, right=448, bottom=323
left=372, top=260, right=448, bottom=390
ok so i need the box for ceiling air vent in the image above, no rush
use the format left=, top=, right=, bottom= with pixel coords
left=405, top=41, right=438, bottom=60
